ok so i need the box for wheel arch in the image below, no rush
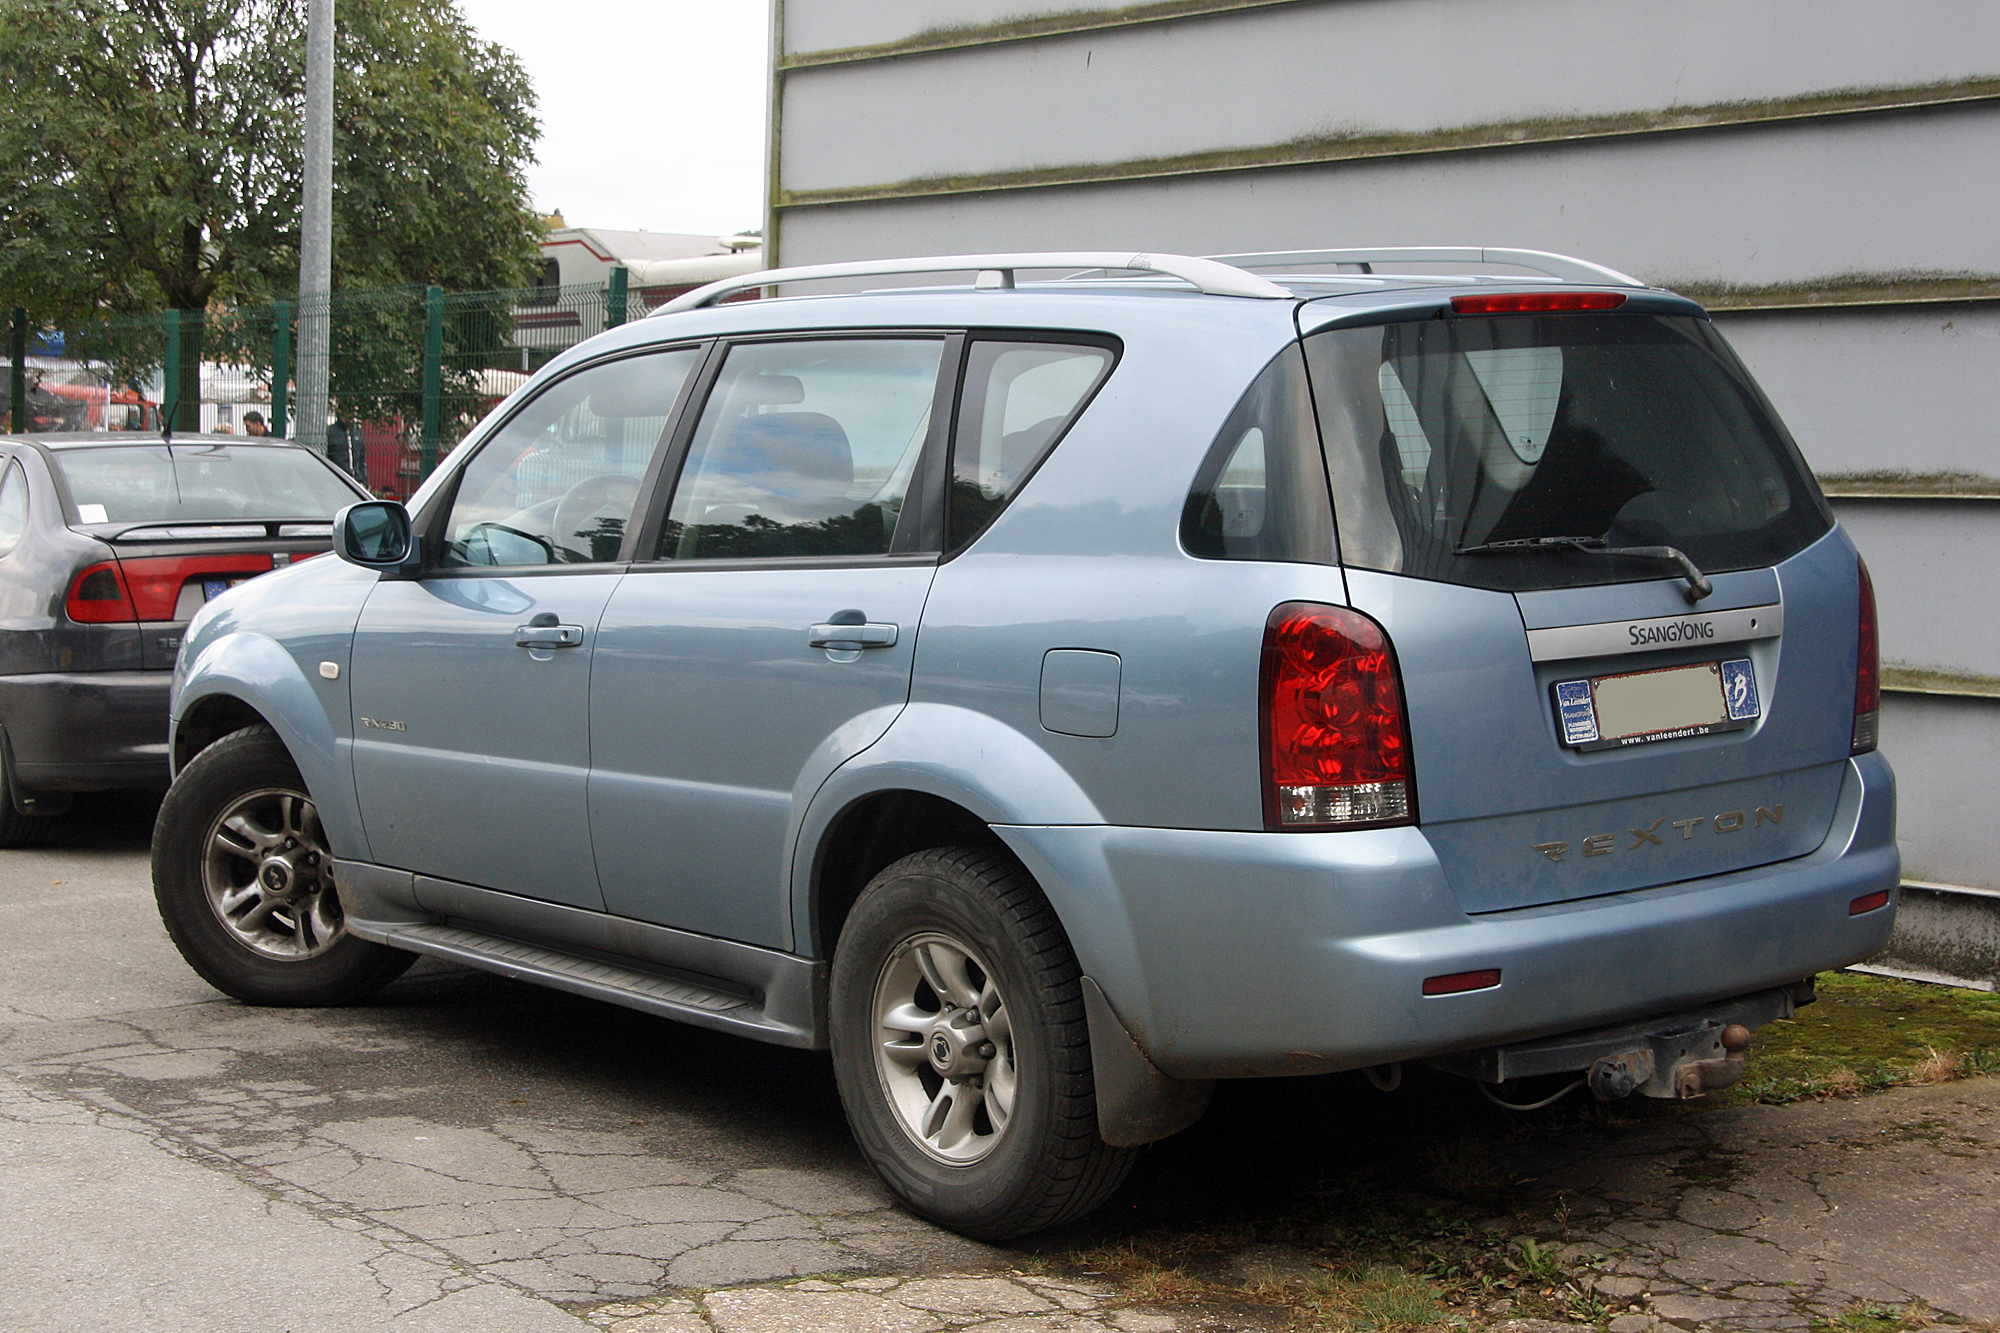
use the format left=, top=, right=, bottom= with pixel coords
left=174, top=631, right=368, bottom=861
left=790, top=702, right=1105, bottom=958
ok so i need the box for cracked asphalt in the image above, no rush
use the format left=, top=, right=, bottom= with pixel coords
left=3, top=792, right=1995, bottom=1331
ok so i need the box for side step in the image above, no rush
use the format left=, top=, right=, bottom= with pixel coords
left=361, top=920, right=819, bottom=1047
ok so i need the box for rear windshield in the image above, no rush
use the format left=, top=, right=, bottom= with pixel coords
left=52, top=444, right=359, bottom=524
left=1303, top=314, right=1831, bottom=592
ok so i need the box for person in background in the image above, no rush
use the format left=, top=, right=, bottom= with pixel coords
left=242, top=410, right=267, bottom=436
left=324, top=417, right=358, bottom=478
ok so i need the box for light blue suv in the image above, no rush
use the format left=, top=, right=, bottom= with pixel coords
left=153, top=250, right=1898, bottom=1239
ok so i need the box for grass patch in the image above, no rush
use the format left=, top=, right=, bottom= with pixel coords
left=1724, top=972, right=2000, bottom=1105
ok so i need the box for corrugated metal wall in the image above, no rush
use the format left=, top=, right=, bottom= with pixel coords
left=771, top=0, right=2000, bottom=890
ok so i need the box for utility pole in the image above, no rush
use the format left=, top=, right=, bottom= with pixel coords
left=293, top=0, right=334, bottom=453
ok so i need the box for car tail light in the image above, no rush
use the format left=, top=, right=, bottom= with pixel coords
left=1260, top=602, right=1416, bottom=830
left=66, top=562, right=137, bottom=623
left=1450, top=291, right=1627, bottom=314
left=1852, top=559, right=1879, bottom=754
left=64, top=554, right=274, bottom=625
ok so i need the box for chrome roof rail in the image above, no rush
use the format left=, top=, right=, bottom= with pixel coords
left=652, top=251, right=1292, bottom=314
left=1204, top=247, right=1647, bottom=288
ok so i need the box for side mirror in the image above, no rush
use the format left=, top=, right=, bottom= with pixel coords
left=334, top=501, right=420, bottom=576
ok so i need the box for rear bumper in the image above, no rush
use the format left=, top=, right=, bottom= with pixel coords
left=0, top=671, right=171, bottom=790
left=998, top=750, right=1898, bottom=1080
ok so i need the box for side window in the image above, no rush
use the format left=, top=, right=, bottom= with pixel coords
left=0, top=460, right=25, bottom=556
left=658, top=338, right=943, bottom=560
left=440, top=347, right=699, bottom=567
left=1180, top=345, right=1336, bottom=564
left=948, top=340, right=1114, bottom=550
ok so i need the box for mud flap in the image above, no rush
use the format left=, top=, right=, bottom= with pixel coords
left=1081, top=977, right=1214, bottom=1145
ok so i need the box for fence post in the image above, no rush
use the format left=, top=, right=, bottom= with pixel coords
left=270, top=299, right=293, bottom=438
left=8, top=308, right=24, bottom=434
left=420, top=284, right=443, bottom=478
left=606, top=265, right=629, bottom=329
left=162, top=310, right=182, bottom=432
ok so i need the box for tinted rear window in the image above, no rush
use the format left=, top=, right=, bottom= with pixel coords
left=1303, top=314, right=1830, bottom=591
left=52, top=444, right=359, bottom=524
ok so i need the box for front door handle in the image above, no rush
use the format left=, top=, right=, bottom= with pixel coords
left=515, top=623, right=584, bottom=648
left=808, top=621, right=898, bottom=650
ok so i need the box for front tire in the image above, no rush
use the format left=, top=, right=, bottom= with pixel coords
left=829, top=846, right=1135, bottom=1240
left=153, top=726, right=412, bottom=1005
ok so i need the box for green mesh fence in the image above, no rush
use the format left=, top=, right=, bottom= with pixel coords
left=32, top=278, right=630, bottom=497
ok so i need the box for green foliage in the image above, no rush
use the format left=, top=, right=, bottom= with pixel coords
left=0, top=0, right=540, bottom=323
left=1723, top=972, right=2000, bottom=1105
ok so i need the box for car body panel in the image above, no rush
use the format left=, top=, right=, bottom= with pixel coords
left=995, top=750, right=1896, bottom=1079
left=348, top=572, right=623, bottom=911
left=590, top=560, right=939, bottom=950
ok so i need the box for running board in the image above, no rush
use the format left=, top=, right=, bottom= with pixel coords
left=361, top=920, right=822, bottom=1046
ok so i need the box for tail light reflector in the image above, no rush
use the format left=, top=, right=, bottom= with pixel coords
left=65, top=563, right=137, bottom=623
left=1260, top=602, right=1415, bottom=830
left=1450, top=291, right=1627, bottom=314
left=1423, top=969, right=1502, bottom=996
left=1852, top=559, right=1879, bottom=754
left=1849, top=890, right=1891, bottom=916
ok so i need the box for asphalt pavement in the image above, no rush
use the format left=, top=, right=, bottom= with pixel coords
left=3, top=793, right=1995, bottom=1332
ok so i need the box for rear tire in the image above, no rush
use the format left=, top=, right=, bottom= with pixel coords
left=829, top=846, right=1135, bottom=1240
left=153, top=726, right=412, bottom=1005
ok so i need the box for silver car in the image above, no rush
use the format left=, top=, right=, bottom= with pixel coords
left=153, top=250, right=1898, bottom=1239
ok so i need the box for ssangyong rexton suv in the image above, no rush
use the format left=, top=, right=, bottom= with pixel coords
left=152, top=249, right=1897, bottom=1239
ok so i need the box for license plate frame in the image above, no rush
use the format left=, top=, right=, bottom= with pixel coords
left=1554, top=657, right=1760, bottom=752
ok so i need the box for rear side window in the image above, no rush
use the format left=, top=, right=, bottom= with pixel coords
left=660, top=338, right=943, bottom=560
left=1304, top=314, right=1830, bottom=591
left=948, top=339, right=1115, bottom=550
left=0, top=460, right=25, bottom=556
left=1180, top=345, right=1335, bottom=564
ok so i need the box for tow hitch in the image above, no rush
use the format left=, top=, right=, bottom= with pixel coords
left=1583, top=1021, right=1753, bottom=1100
left=1429, top=981, right=1809, bottom=1102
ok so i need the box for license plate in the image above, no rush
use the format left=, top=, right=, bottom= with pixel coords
left=1554, top=658, right=1760, bottom=751
left=203, top=577, right=246, bottom=600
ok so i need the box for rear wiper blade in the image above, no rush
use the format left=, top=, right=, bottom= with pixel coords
left=1455, top=535, right=1713, bottom=603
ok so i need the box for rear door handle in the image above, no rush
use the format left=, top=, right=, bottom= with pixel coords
left=808, top=622, right=898, bottom=649
left=515, top=623, right=584, bottom=648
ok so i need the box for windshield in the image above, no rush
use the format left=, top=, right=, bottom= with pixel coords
left=1303, top=314, right=1830, bottom=592
left=52, top=444, right=360, bottom=524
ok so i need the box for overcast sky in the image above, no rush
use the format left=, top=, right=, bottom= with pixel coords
left=455, top=0, right=771, bottom=239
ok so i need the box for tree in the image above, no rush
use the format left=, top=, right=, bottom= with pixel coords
left=0, top=0, right=541, bottom=324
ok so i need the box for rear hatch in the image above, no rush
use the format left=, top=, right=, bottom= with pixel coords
left=1301, top=298, right=1857, bottom=913
left=52, top=441, right=361, bottom=665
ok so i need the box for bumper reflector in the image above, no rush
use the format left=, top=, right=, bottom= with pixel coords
left=1849, top=890, right=1891, bottom=916
left=1423, top=968, right=1502, bottom=996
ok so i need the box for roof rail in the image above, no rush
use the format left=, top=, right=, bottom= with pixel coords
left=652, top=251, right=1292, bottom=314
left=1204, top=247, right=1647, bottom=288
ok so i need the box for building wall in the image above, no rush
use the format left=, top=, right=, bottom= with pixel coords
left=771, top=0, right=2000, bottom=888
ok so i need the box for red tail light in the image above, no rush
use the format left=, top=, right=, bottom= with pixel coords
left=65, top=562, right=137, bottom=623
left=1852, top=558, right=1879, bottom=755
left=1260, top=602, right=1416, bottom=830
left=1450, top=291, right=1627, bottom=314
left=65, top=554, right=273, bottom=624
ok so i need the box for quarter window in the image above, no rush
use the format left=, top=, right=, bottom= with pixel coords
left=440, top=348, right=699, bottom=567
left=1180, top=345, right=1336, bottom=564
left=0, top=460, right=25, bottom=556
left=659, top=339, right=944, bottom=560
left=948, top=340, right=1114, bottom=550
